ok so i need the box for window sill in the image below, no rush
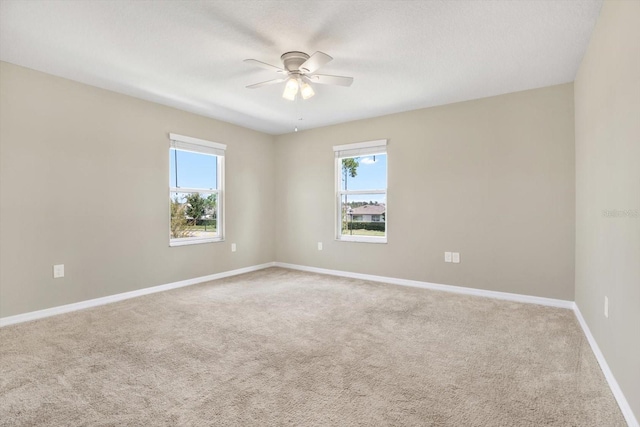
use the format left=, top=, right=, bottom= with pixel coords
left=170, top=237, right=223, bottom=247
left=336, top=236, right=387, bottom=244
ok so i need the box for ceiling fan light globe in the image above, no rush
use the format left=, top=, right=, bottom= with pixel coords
left=285, top=78, right=299, bottom=91
left=282, top=90, right=296, bottom=101
left=300, top=81, right=315, bottom=100
left=282, top=78, right=299, bottom=101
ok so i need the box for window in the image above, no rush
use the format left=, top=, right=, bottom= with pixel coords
left=334, top=139, right=387, bottom=243
left=169, top=133, right=225, bottom=246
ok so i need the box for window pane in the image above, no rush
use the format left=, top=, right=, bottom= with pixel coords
left=170, top=192, right=218, bottom=239
left=339, top=194, right=386, bottom=237
left=170, top=149, right=217, bottom=189
left=339, top=154, right=386, bottom=191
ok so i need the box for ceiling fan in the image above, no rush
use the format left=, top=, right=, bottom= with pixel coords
left=244, top=51, right=354, bottom=101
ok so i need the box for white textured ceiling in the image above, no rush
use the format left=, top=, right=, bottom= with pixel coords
left=0, top=0, right=602, bottom=135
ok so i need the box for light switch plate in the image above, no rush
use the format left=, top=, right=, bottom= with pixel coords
left=452, top=252, right=460, bottom=263
left=231, top=243, right=237, bottom=252
left=53, top=264, right=64, bottom=278
left=444, top=252, right=452, bottom=263
left=317, top=242, right=323, bottom=251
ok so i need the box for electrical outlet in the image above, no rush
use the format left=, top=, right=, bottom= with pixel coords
left=53, top=264, right=64, bottom=278
left=317, top=242, right=323, bottom=251
left=231, top=243, right=237, bottom=252
left=604, top=296, right=608, bottom=318
left=444, top=252, right=452, bottom=263
left=452, top=252, right=460, bottom=263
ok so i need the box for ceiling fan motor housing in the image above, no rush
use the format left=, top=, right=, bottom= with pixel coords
left=281, top=51, right=310, bottom=73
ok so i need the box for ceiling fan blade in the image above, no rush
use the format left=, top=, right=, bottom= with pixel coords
left=243, top=59, right=285, bottom=73
left=246, top=78, right=286, bottom=89
left=306, top=74, right=354, bottom=87
left=299, top=51, right=333, bottom=74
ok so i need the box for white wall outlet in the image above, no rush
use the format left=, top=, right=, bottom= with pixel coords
left=231, top=243, right=237, bottom=252
left=604, top=296, right=608, bottom=318
left=444, top=252, right=452, bottom=263
left=452, top=252, right=460, bottom=263
left=53, top=264, right=64, bottom=278
left=317, top=242, right=323, bottom=251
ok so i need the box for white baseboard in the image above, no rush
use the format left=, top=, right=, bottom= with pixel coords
left=0, top=262, right=275, bottom=327
left=574, top=304, right=639, bottom=427
left=273, top=262, right=574, bottom=309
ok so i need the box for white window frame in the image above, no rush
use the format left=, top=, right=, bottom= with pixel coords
left=334, top=139, right=388, bottom=243
left=169, top=133, right=226, bottom=247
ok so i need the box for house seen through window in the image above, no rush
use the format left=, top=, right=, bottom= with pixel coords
left=169, top=133, right=225, bottom=246
left=334, top=140, right=387, bottom=243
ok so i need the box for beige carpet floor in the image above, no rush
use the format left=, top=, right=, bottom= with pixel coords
left=0, top=267, right=627, bottom=426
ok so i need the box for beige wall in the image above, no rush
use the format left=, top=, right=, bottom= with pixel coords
left=0, top=64, right=576, bottom=315
left=0, top=62, right=276, bottom=318
left=575, top=0, right=640, bottom=421
left=275, top=84, right=575, bottom=300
